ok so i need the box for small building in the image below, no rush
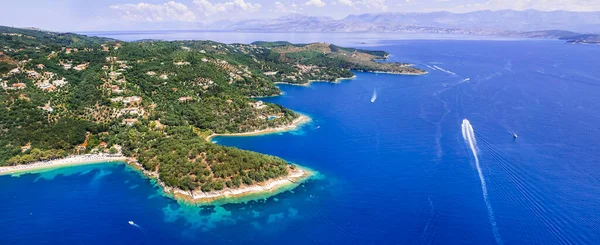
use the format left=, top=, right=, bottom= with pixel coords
left=178, top=96, right=193, bottom=103
left=122, top=118, right=138, bottom=126
left=36, top=64, right=45, bottom=70
left=73, top=63, right=88, bottom=71
left=52, top=79, right=67, bottom=87
left=40, top=103, right=53, bottom=112
left=110, top=85, right=123, bottom=94
left=109, top=71, right=122, bottom=79
left=250, top=101, right=266, bottom=109
left=173, top=61, right=190, bottom=66
left=159, top=74, right=168, bottom=80
left=123, top=96, right=142, bottom=105
left=264, top=71, right=278, bottom=76
left=26, top=70, right=40, bottom=78
left=20, top=142, right=31, bottom=153
left=120, top=107, right=141, bottom=115
left=9, top=68, right=20, bottom=74
left=38, top=83, right=55, bottom=91
left=12, top=83, right=26, bottom=90
left=110, top=97, right=123, bottom=103
left=146, top=71, right=156, bottom=76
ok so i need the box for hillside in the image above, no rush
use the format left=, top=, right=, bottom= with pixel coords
left=0, top=26, right=425, bottom=196
left=251, top=42, right=425, bottom=84
left=227, top=10, right=600, bottom=36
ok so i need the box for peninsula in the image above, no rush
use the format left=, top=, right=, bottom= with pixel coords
left=0, top=26, right=426, bottom=204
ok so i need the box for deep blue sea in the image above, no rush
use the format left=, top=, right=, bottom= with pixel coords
left=2, top=35, right=600, bottom=245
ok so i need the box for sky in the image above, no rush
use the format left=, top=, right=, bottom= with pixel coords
left=1, top=0, right=600, bottom=31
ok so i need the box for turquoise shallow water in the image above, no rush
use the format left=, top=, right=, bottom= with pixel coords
left=2, top=39, right=600, bottom=244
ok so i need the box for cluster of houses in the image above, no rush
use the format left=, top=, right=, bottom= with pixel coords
left=1, top=80, right=26, bottom=90
left=1, top=62, right=68, bottom=92
left=209, top=59, right=253, bottom=83
left=249, top=101, right=267, bottom=109
left=100, top=43, right=122, bottom=52
left=270, top=64, right=323, bottom=82
left=58, top=59, right=88, bottom=71
left=145, top=71, right=169, bottom=80
left=194, top=77, right=215, bottom=90
left=99, top=55, right=145, bottom=126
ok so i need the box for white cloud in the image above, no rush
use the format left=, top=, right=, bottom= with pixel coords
left=338, top=0, right=354, bottom=6
left=194, top=0, right=261, bottom=16
left=337, top=0, right=388, bottom=11
left=305, top=0, right=326, bottom=7
left=273, top=2, right=301, bottom=13
left=110, top=1, right=196, bottom=22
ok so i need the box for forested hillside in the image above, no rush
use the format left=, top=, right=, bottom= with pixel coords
left=0, top=26, right=423, bottom=192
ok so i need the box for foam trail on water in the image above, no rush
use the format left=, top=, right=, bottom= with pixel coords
left=461, top=119, right=503, bottom=245
left=458, top=78, right=471, bottom=84
left=425, top=64, right=437, bottom=71
left=371, top=89, right=377, bottom=103
left=129, top=221, right=142, bottom=229
left=433, top=65, right=457, bottom=75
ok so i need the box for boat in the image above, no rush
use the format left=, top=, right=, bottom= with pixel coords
left=513, top=133, right=518, bottom=139
left=128, top=221, right=135, bottom=225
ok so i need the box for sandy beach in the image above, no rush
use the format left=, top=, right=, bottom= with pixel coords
left=206, top=114, right=311, bottom=141
left=0, top=154, right=127, bottom=176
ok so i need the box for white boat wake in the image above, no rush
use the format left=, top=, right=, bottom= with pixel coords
left=462, top=119, right=503, bottom=245
left=433, top=65, right=457, bottom=75
left=371, top=89, right=377, bottom=103
left=425, top=64, right=437, bottom=71
left=458, top=78, right=471, bottom=84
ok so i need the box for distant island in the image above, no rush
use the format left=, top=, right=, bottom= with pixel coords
left=0, top=26, right=425, bottom=204
left=560, top=34, right=600, bottom=45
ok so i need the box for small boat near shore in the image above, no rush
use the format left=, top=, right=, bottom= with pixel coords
left=513, top=133, right=518, bottom=139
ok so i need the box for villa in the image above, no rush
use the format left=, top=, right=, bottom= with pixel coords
left=122, top=118, right=138, bottom=126
left=123, top=96, right=142, bottom=105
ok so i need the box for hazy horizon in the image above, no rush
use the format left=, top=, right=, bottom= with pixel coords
left=2, top=0, right=600, bottom=32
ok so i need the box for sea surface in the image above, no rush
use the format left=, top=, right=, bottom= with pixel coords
left=2, top=34, right=600, bottom=245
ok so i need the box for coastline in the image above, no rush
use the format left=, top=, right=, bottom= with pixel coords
left=1, top=153, right=317, bottom=206
left=274, top=75, right=357, bottom=87
left=161, top=166, right=316, bottom=205
left=0, top=154, right=128, bottom=176
left=357, top=70, right=428, bottom=75
left=206, top=113, right=311, bottom=141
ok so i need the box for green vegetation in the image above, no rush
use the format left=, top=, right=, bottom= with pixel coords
left=0, top=26, right=423, bottom=193
left=250, top=41, right=427, bottom=84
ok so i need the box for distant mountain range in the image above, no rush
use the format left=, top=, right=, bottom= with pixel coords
left=222, top=10, right=600, bottom=38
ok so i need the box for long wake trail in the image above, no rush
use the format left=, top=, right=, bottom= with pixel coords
left=461, top=119, right=503, bottom=245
